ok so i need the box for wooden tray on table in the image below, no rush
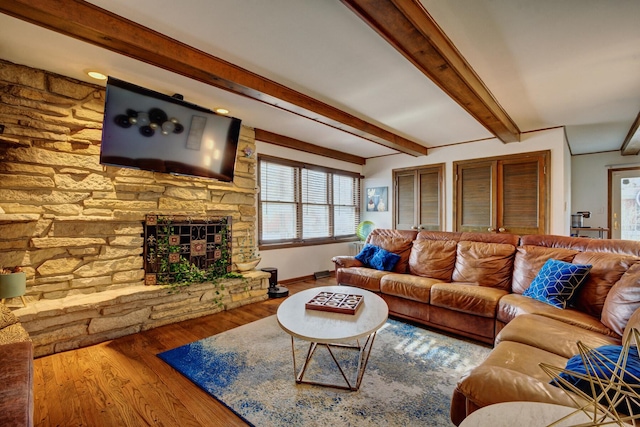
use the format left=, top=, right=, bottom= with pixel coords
left=305, top=291, right=363, bottom=315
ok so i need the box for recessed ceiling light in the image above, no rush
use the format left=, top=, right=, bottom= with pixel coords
left=87, top=71, right=107, bottom=80
left=215, top=108, right=230, bottom=115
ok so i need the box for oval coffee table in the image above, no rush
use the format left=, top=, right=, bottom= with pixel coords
left=277, top=285, right=388, bottom=391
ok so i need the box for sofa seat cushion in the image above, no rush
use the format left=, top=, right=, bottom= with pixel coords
left=430, top=283, right=508, bottom=318
left=451, top=241, right=516, bottom=290
left=335, top=267, right=388, bottom=292
left=456, top=341, right=581, bottom=410
left=379, top=273, right=444, bottom=303
left=497, top=293, right=616, bottom=337
left=495, top=314, right=621, bottom=359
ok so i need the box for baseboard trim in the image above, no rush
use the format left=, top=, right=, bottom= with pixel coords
left=279, top=271, right=335, bottom=286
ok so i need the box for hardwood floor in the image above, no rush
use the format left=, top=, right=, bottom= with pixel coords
left=33, top=278, right=328, bottom=427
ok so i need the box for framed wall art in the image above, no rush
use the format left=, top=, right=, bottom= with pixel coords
left=366, top=187, right=388, bottom=212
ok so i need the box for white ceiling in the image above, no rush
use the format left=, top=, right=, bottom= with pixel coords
left=1, top=0, right=639, bottom=159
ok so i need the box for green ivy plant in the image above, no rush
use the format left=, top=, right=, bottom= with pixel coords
left=163, top=257, right=246, bottom=306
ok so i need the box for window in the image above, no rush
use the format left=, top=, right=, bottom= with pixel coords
left=258, top=155, right=360, bottom=247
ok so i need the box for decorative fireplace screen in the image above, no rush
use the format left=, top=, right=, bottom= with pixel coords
left=143, top=214, right=232, bottom=285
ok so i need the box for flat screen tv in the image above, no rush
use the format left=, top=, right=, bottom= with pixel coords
left=100, top=77, right=241, bottom=181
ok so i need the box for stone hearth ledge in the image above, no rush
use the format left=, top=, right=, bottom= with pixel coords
left=7, top=270, right=270, bottom=357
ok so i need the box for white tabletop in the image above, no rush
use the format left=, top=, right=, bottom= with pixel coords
left=276, top=285, right=389, bottom=344
left=460, top=401, right=612, bottom=426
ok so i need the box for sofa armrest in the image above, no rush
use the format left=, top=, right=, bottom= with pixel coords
left=0, top=341, right=33, bottom=427
left=331, top=256, right=364, bottom=269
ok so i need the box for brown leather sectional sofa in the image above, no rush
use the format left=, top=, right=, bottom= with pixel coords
left=332, top=229, right=640, bottom=425
left=0, top=303, right=33, bottom=426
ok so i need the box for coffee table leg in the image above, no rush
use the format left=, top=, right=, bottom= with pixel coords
left=289, top=331, right=378, bottom=391
left=354, top=331, right=377, bottom=389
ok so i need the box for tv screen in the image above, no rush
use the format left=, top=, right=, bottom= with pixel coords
left=100, top=77, right=241, bottom=181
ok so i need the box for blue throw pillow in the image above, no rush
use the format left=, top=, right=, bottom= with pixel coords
left=369, top=247, right=401, bottom=272
left=522, top=259, right=591, bottom=308
left=355, top=244, right=378, bottom=266
left=355, top=244, right=400, bottom=271
left=552, top=345, right=640, bottom=415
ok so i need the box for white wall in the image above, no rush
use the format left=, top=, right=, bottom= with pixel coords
left=255, top=128, right=569, bottom=281
left=254, top=141, right=362, bottom=281
left=571, top=151, right=640, bottom=229
left=363, top=128, right=569, bottom=234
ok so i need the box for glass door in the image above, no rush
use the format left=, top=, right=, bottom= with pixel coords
left=610, top=168, right=640, bottom=240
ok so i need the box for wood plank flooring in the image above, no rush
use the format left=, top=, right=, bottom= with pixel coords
left=33, top=278, right=326, bottom=427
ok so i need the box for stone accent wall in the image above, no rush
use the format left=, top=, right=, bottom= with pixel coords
left=0, top=60, right=267, bottom=356
left=18, top=272, right=268, bottom=357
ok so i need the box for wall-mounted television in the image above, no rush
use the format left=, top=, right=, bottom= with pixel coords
left=100, top=77, right=241, bottom=182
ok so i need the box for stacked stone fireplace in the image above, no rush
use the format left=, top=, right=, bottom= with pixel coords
left=0, top=60, right=269, bottom=357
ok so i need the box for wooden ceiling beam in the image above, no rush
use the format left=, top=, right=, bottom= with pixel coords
left=341, top=0, right=521, bottom=143
left=0, top=0, right=428, bottom=157
left=621, top=111, right=640, bottom=155
left=255, top=129, right=366, bottom=165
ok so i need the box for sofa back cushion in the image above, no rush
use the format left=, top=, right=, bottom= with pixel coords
left=409, top=239, right=458, bottom=280
left=366, top=229, right=418, bottom=273
left=572, top=251, right=640, bottom=318
left=623, top=303, right=640, bottom=345
left=416, top=231, right=462, bottom=242
left=521, top=234, right=640, bottom=256
left=511, top=246, right=579, bottom=294
left=459, top=232, right=520, bottom=246
left=452, top=241, right=516, bottom=290
left=602, top=262, right=640, bottom=336
left=520, top=234, right=590, bottom=251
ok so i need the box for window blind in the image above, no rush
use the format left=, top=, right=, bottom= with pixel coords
left=258, top=156, right=360, bottom=246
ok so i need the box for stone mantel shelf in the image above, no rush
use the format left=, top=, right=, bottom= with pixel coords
left=14, top=271, right=270, bottom=319
left=0, top=214, right=40, bottom=223
left=8, top=271, right=271, bottom=357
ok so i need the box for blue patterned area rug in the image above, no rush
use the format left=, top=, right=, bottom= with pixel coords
left=158, top=316, right=490, bottom=426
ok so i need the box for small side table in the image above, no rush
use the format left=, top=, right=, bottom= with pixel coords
left=460, top=401, right=613, bottom=426
left=570, top=227, right=609, bottom=238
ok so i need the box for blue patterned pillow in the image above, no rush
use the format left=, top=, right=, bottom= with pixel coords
left=522, top=259, right=592, bottom=308
left=355, top=244, right=400, bottom=271
left=552, top=345, right=640, bottom=415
